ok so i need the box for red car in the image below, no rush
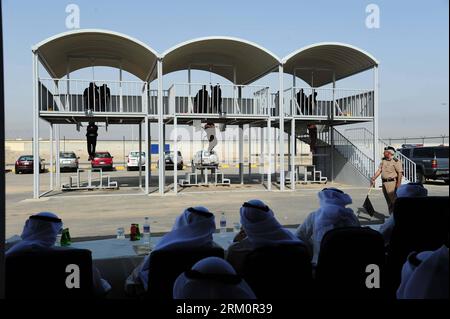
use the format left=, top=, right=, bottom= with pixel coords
left=91, top=152, right=114, bottom=171
left=15, top=155, right=45, bottom=174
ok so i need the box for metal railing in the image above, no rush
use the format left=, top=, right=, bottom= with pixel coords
left=332, top=129, right=375, bottom=180
left=298, top=128, right=375, bottom=181
left=283, top=87, right=374, bottom=118
left=38, top=78, right=148, bottom=114
left=166, top=83, right=271, bottom=116
left=343, top=127, right=417, bottom=183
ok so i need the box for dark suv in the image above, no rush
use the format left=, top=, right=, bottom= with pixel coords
left=398, top=145, right=449, bottom=184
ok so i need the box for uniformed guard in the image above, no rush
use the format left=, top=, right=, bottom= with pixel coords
left=370, top=146, right=403, bottom=214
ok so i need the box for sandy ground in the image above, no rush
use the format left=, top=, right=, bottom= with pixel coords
left=5, top=168, right=449, bottom=239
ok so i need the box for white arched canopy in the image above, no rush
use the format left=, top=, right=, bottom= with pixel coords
left=282, top=42, right=379, bottom=87
left=162, top=37, right=281, bottom=85
left=32, top=29, right=159, bottom=81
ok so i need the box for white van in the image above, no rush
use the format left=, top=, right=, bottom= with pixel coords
left=127, top=151, right=146, bottom=171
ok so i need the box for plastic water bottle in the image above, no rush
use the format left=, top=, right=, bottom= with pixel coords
left=220, top=213, right=227, bottom=234
left=143, top=217, right=151, bottom=245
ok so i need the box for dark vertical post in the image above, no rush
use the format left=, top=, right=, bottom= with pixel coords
left=0, top=0, right=5, bottom=298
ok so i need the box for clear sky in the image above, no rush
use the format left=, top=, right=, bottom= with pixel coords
left=2, top=0, right=449, bottom=140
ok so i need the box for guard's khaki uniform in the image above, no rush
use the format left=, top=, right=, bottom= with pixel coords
left=379, top=157, right=403, bottom=214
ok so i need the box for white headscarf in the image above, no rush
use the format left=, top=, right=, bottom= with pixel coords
left=6, top=212, right=63, bottom=256
left=173, top=257, right=256, bottom=299
left=397, top=245, right=449, bottom=299
left=139, top=207, right=216, bottom=290
left=396, top=183, right=428, bottom=198
left=313, top=188, right=359, bottom=247
left=240, top=199, right=301, bottom=248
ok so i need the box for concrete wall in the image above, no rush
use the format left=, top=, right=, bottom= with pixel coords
left=5, top=138, right=312, bottom=167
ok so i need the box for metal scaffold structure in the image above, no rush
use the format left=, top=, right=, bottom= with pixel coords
left=31, top=29, right=415, bottom=199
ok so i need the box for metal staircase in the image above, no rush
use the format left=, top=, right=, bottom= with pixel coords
left=284, top=123, right=417, bottom=184
left=342, top=127, right=417, bottom=183
left=298, top=128, right=375, bottom=181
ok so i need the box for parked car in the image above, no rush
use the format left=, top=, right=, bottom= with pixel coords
left=15, top=155, right=45, bottom=174
left=164, top=151, right=184, bottom=170
left=398, top=145, right=449, bottom=184
left=127, top=151, right=146, bottom=171
left=91, top=152, right=114, bottom=171
left=59, top=152, right=79, bottom=172
left=192, top=150, right=219, bottom=168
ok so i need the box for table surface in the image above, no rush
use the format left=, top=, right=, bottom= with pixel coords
left=51, top=225, right=380, bottom=259
left=71, top=231, right=245, bottom=260
left=70, top=225, right=381, bottom=260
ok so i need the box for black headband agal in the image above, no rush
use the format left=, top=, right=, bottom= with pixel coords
left=321, top=188, right=344, bottom=194
left=187, top=207, right=213, bottom=218
left=185, top=269, right=242, bottom=285
left=29, top=215, right=62, bottom=223
left=242, top=202, right=270, bottom=212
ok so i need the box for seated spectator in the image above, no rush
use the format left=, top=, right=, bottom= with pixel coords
left=379, top=183, right=428, bottom=245
left=397, top=245, right=449, bottom=299
left=6, top=212, right=111, bottom=296
left=126, top=206, right=217, bottom=293
left=226, top=200, right=302, bottom=274
left=173, top=257, right=256, bottom=299
left=295, top=188, right=360, bottom=264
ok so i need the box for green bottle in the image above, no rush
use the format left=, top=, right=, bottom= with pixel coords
left=61, top=228, right=72, bottom=246
left=135, top=224, right=141, bottom=241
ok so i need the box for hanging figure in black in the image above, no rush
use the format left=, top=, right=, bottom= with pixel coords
left=204, top=122, right=217, bottom=152
left=86, top=121, right=98, bottom=161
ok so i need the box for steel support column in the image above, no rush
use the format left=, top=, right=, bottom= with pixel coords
left=373, top=66, right=381, bottom=187
left=290, top=118, right=296, bottom=190
left=248, top=125, right=251, bottom=177
left=267, top=118, right=272, bottom=191
left=139, top=122, right=142, bottom=189
left=330, top=72, right=336, bottom=182
left=157, top=59, right=165, bottom=195
left=145, top=117, right=150, bottom=194
left=55, top=124, right=61, bottom=190
left=49, top=123, right=54, bottom=190
left=32, top=53, right=40, bottom=198
left=260, top=127, right=264, bottom=184
left=173, top=116, right=178, bottom=194
left=279, top=65, right=285, bottom=191
left=239, top=124, right=244, bottom=184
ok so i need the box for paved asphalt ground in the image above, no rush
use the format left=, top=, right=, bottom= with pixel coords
left=5, top=168, right=449, bottom=239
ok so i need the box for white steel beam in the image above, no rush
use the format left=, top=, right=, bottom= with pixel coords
left=139, top=122, right=142, bottom=189
left=174, top=116, right=178, bottom=194
left=290, top=119, right=295, bottom=190
left=267, top=118, right=272, bottom=191
left=157, top=59, right=165, bottom=195
left=239, top=124, right=244, bottom=184
left=55, top=124, right=61, bottom=190
left=49, top=123, right=54, bottom=190
left=32, top=53, right=40, bottom=198
left=279, top=64, right=285, bottom=191
left=145, top=116, right=149, bottom=194
left=373, top=66, right=381, bottom=188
